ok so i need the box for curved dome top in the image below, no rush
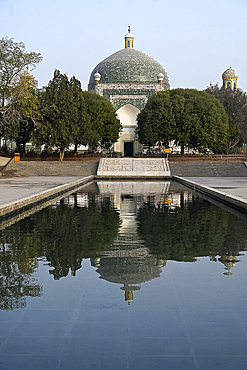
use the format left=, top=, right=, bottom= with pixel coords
left=222, top=67, right=238, bottom=78
left=88, top=48, right=170, bottom=87
left=125, top=31, right=134, bottom=38
left=22, top=68, right=35, bottom=78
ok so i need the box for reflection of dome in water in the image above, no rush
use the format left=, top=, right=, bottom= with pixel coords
left=91, top=245, right=166, bottom=304
left=91, top=254, right=165, bottom=285
left=219, top=255, right=237, bottom=276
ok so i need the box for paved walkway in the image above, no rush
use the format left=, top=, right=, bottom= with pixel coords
left=185, top=177, right=247, bottom=203
left=0, top=177, right=83, bottom=206
left=174, top=176, right=247, bottom=215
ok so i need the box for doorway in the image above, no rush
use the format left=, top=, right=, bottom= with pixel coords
left=123, top=141, right=134, bottom=157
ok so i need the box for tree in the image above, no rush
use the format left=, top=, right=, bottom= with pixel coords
left=137, top=89, right=229, bottom=154
left=34, top=71, right=120, bottom=159
left=136, top=90, right=175, bottom=149
left=225, top=123, right=245, bottom=154
left=68, top=77, right=93, bottom=154
left=0, top=71, right=39, bottom=152
left=0, top=37, right=42, bottom=109
left=82, top=91, right=121, bottom=151
left=170, top=89, right=229, bottom=154
left=34, top=70, right=91, bottom=161
left=205, top=83, right=247, bottom=141
left=212, top=123, right=245, bottom=155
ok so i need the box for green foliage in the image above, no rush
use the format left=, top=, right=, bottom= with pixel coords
left=171, top=89, right=229, bottom=152
left=0, top=37, right=42, bottom=152
left=205, top=83, right=247, bottom=141
left=137, top=90, right=175, bottom=147
left=34, top=70, right=72, bottom=160
left=137, top=88, right=229, bottom=153
left=68, top=76, right=93, bottom=152
left=0, top=72, right=39, bottom=152
left=212, top=123, right=245, bottom=154
left=34, top=70, right=92, bottom=160
left=0, top=36, right=42, bottom=108
left=34, top=71, right=121, bottom=158
left=82, top=91, right=121, bottom=150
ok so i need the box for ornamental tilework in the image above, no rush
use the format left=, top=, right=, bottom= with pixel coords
left=110, top=96, right=148, bottom=110
left=88, top=48, right=170, bottom=90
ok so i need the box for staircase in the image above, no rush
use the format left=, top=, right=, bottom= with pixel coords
left=169, top=161, right=247, bottom=177
left=96, top=158, right=171, bottom=178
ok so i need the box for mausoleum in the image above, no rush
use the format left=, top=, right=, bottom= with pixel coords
left=88, top=27, right=170, bottom=156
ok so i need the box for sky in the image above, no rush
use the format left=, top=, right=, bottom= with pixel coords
left=1, top=0, right=247, bottom=92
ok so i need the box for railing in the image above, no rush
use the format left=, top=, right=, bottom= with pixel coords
left=0, top=157, right=14, bottom=175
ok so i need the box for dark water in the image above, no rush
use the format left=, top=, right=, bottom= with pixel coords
left=0, top=181, right=247, bottom=370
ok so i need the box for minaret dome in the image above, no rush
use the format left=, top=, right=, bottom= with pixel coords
left=222, top=66, right=238, bottom=90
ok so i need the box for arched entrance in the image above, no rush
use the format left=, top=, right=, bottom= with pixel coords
left=115, top=104, right=141, bottom=157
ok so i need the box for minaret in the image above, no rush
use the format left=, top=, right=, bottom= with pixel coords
left=222, top=67, right=238, bottom=90
left=125, top=26, right=134, bottom=49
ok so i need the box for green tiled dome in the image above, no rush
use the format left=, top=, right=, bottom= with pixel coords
left=88, top=48, right=170, bottom=88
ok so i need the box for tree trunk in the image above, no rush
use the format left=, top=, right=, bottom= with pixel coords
left=73, top=143, right=78, bottom=154
left=181, top=145, right=184, bottom=155
left=60, top=148, right=65, bottom=161
left=16, top=142, right=22, bottom=153
left=73, top=194, right=78, bottom=207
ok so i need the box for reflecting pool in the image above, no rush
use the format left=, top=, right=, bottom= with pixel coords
left=1, top=181, right=247, bottom=370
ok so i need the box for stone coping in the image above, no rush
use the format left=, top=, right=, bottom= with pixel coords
left=0, top=175, right=94, bottom=220
left=173, top=176, right=247, bottom=214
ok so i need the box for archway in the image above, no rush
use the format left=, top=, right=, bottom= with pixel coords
left=116, top=104, right=140, bottom=157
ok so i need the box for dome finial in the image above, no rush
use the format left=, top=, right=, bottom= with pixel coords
left=125, top=26, right=134, bottom=49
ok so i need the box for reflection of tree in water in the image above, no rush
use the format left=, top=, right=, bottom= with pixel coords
left=0, top=195, right=120, bottom=280
left=137, top=195, right=247, bottom=266
left=0, top=243, right=42, bottom=310
left=39, top=195, right=120, bottom=279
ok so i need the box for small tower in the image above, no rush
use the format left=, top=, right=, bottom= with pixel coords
left=94, top=72, right=101, bottom=85
left=125, top=26, right=134, bottom=49
left=157, top=73, right=164, bottom=85
left=222, top=67, right=238, bottom=90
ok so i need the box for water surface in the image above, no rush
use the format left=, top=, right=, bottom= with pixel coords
left=0, top=181, right=247, bottom=370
